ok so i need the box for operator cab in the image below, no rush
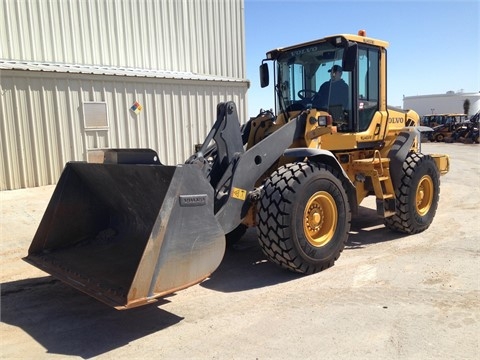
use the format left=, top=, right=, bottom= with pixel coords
left=260, top=31, right=385, bottom=135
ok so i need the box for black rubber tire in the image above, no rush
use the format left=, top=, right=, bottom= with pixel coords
left=257, top=162, right=351, bottom=274
left=385, top=153, right=440, bottom=234
left=435, top=133, right=444, bottom=142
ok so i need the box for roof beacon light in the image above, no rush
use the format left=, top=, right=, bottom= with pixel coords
left=358, top=29, right=367, bottom=37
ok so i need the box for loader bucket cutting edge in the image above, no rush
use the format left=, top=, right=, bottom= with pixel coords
left=24, top=161, right=226, bottom=309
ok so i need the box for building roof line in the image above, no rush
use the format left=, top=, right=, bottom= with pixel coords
left=0, top=59, right=247, bottom=83
left=404, top=92, right=480, bottom=99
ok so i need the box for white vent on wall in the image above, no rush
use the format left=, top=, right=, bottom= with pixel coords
left=83, top=102, right=108, bottom=128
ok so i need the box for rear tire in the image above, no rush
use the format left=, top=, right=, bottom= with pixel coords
left=385, top=153, right=440, bottom=234
left=257, top=162, right=351, bottom=274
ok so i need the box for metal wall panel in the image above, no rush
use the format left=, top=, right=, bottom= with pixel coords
left=1, top=0, right=245, bottom=79
left=0, top=0, right=249, bottom=190
left=0, top=70, right=247, bottom=190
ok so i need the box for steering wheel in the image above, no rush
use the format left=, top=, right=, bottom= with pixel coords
left=297, top=89, right=317, bottom=101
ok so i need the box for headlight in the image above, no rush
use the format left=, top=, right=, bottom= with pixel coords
left=317, top=115, right=332, bottom=126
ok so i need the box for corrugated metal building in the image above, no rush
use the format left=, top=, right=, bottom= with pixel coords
left=0, top=0, right=249, bottom=190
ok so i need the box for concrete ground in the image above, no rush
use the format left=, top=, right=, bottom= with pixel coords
left=0, top=142, right=479, bottom=359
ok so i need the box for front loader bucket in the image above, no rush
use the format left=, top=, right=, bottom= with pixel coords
left=24, top=161, right=225, bottom=309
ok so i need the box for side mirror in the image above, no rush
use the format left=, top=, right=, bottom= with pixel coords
left=260, top=63, right=269, bottom=88
left=342, top=42, right=357, bottom=72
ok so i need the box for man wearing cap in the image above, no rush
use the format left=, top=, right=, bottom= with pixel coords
left=313, top=64, right=349, bottom=109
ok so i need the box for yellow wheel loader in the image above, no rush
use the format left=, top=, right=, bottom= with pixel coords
left=25, top=31, right=449, bottom=309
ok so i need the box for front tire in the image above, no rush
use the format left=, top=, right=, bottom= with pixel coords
left=257, top=162, right=351, bottom=274
left=385, top=153, right=440, bottom=234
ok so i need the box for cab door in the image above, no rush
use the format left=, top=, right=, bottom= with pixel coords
left=356, top=45, right=380, bottom=133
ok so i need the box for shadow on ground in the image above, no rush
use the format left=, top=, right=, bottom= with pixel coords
left=201, top=230, right=302, bottom=293
left=347, top=205, right=409, bottom=248
left=1, top=205, right=408, bottom=358
left=202, top=205, right=409, bottom=293
left=1, top=277, right=181, bottom=358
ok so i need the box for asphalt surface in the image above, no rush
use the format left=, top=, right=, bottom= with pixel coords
left=0, top=142, right=479, bottom=359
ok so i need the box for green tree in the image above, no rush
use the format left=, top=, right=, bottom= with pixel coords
left=463, top=99, right=470, bottom=116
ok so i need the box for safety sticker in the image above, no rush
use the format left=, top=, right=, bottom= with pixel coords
left=231, top=187, right=247, bottom=200
left=130, top=101, right=143, bottom=115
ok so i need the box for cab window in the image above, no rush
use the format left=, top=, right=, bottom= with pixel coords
left=288, top=63, right=305, bottom=102
left=357, top=46, right=379, bottom=131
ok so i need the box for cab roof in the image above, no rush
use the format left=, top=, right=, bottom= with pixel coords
left=265, top=33, right=389, bottom=59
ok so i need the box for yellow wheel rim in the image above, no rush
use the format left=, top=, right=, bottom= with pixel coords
left=303, top=191, right=337, bottom=247
left=416, top=175, right=434, bottom=216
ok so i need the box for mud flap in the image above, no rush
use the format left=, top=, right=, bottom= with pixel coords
left=24, top=162, right=225, bottom=309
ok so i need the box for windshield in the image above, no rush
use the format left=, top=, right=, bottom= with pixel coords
left=276, top=41, right=349, bottom=111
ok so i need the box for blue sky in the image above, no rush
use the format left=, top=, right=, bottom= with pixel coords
left=244, top=0, right=480, bottom=117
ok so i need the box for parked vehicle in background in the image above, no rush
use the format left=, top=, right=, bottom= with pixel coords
left=421, top=113, right=468, bottom=128
left=445, top=122, right=479, bottom=144
left=469, top=111, right=479, bottom=124
left=435, top=112, right=479, bottom=144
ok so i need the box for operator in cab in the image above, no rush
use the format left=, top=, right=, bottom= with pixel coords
left=312, top=65, right=349, bottom=109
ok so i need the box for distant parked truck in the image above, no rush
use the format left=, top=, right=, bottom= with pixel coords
left=430, top=111, right=479, bottom=143
left=421, top=113, right=468, bottom=128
